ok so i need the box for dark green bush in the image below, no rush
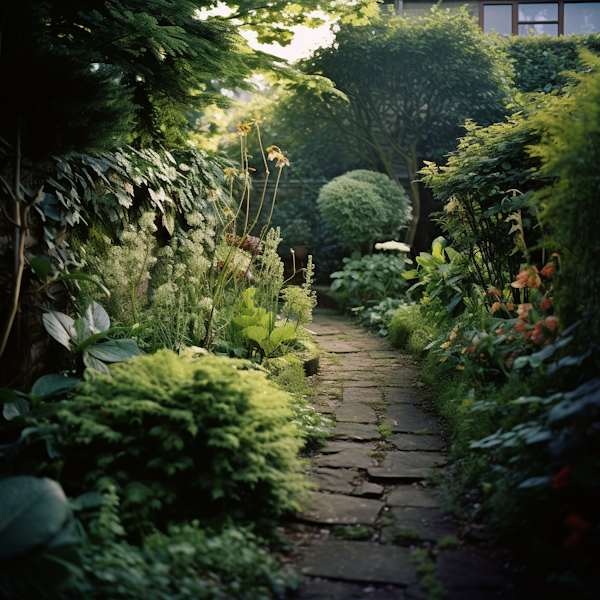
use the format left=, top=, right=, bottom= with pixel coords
left=317, top=170, right=411, bottom=253
left=69, top=489, right=297, bottom=600
left=55, top=350, right=309, bottom=528
left=506, top=34, right=600, bottom=93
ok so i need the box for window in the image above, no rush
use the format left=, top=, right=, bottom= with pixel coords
left=480, top=1, right=600, bottom=35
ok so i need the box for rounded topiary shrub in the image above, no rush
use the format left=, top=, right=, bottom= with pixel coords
left=56, top=350, right=309, bottom=527
left=317, top=170, right=411, bottom=253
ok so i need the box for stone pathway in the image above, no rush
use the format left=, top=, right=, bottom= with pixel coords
left=288, top=309, right=537, bottom=600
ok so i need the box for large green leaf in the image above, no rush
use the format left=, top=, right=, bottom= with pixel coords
left=268, top=326, right=296, bottom=347
left=62, top=272, right=110, bottom=299
left=31, top=374, right=81, bottom=399
left=0, top=476, right=80, bottom=560
left=2, top=398, right=31, bottom=421
left=42, top=311, right=76, bottom=350
left=86, top=338, right=140, bottom=363
left=82, top=301, right=110, bottom=334
left=82, top=352, right=110, bottom=374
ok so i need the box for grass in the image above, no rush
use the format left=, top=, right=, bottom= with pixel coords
left=436, top=535, right=460, bottom=549
left=378, top=422, right=392, bottom=437
left=332, top=525, right=371, bottom=540
left=394, top=529, right=420, bottom=545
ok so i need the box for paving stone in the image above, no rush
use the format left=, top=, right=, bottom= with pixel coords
left=324, top=371, right=381, bottom=381
left=384, top=388, right=424, bottom=405
left=386, top=486, right=440, bottom=508
left=301, top=493, right=384, bottom=525
left=332, top=423, right=381, bottom=441
left=368, top=351, right=401, bottom=359
left=445, top=591, right=499, bottom=600
left=294, top=579, right=407, bottom=600
left=436, top=550, right=506, bottom=589
left=368, top=451, right=446, bottom=479
left=383, top=405, right=441, bottom=435
left=351, top=481, right=384, bottom=498
left=306, top=326, right=344, bottom=336
left=381, top=507, right=457, bottom=541
left=318, top=337, right=361, bottom=353
left=336, top=403, right=377, bottom=424
left=309, top=468, right=357, bottom=493
left=318, top=449, right=377, bottom=469
left=337, top=357, right=377, bottom=371
left=344, top=379, right=382, bottom=388
left=321, top=440, right=377, bottom=454
left=390, top=434, right=445, bottom=452
left=300, top=540, right=418, bottom=585
left=344, top=388, right=384, bottom=404
left=381, top=368, right=418, bottom=385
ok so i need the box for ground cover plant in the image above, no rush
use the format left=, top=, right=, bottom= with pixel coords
left=382, top=50, right=600, bottom=597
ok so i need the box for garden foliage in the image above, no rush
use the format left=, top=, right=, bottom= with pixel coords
left=389, top=48, right=600, bottom=596
left=54, top=350, right=309, bottom=528
left=317, top=170, right=411, bottom=253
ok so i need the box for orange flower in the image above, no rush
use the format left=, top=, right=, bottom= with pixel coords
left=266, top=145, right=290, bottom=167
left=545, top=316, right=559, bottom=332
left=517, top=303, right=533, bottom=318
left=456, top=365, right=465, bottom=370
left=531, top=321, right=544, bottom=344
left=540, top=263, right=554, bottom=278
left=488, top=288, right=502, bottom=298
left=507, top=303, right=514, bottom=311
left=540, top=297, right=552, bottom=310
left=514, top=318, right=528, bottom=334
left=492, top=301, right=501, bottom=312
left=511, top=266, right=541, bottom=289
left=237, top=122, right=252, bottom=135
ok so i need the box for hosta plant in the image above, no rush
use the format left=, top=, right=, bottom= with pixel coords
left=42, top=301, right=140, bottom=374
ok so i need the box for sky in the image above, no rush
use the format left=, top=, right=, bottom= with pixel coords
left=197, top=2, right=336, bottom=63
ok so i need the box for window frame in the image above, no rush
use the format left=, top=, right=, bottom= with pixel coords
left=480, top=1, right=600, bottom=35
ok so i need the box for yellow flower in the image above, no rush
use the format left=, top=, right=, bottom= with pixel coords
left=237, top=123, right=252, bottom=135
left=449, top=332, right=457, bottom=341
left=266, top=145, right=290, bottom=167
left=440, top=341, right=452, bottom=349
left=439, top=357, right=448, bottom=363
left=456, top=365, right=465, bottom=370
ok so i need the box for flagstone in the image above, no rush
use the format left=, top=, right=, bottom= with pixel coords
left=383, top=404, right=441, bottom=435
left=390, top=433, right=445, bottom=452
left=301, top=492, right=383, bottom=525
left=331, top=423, right=381, bottom=441
left=386, top=486, right=441, bottom=508
left=300, top=540, right=418, bottom=585
left=368, top=451, right=446, bottom=479
left=318, top=448, right=376, bottom=469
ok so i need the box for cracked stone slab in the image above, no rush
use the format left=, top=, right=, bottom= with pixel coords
left=318, top=448, right=376, bottom=469
left=323, top=372, right=381, bottom=382
left=321, top=440, right=377, bottom=454
left=351, top=481, right=384, bottom=498
left=318, top=337, right=361, bottom=353
left=368, top=451, right=446, bottom=479
left=383, top=405, right=441, bottom=435
left=309, top=468, right=357, bottom=494
left=300, top=540, right=418, bottom=585
left=294, top=579, right=407, bottom=600
left=344, top=379, right=382, bottom=388
left=386, top=486, right=440, bottom=508
left=368, top=351, right=401, bottom=359
left=306, top=326, right=344, bottom=336
left=381, top=507, right=457, bottom=542
left=384, top=388, right=424, bottom=405
left=336, top=403, right=377, bottom=424
left=301, top=492, right=383, bottom=525
left=343, top=388, right=384, bottom=404
left=436, top=550, right=506, bottom=589
left=332, top=423, right=381, bottom=441
left=390, top=434, right=445, bottom=452
left=336, top=358, right=377, bottom=371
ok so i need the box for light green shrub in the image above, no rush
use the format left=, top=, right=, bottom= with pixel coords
left=317, top=170, right=410, bottom=253
left=56, top=350, right=309, bottom=527
left=388, top=305, right=435, bottom=356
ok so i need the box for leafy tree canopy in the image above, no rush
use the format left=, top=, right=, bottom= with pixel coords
left=295, top=6, right=513, bottom=245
